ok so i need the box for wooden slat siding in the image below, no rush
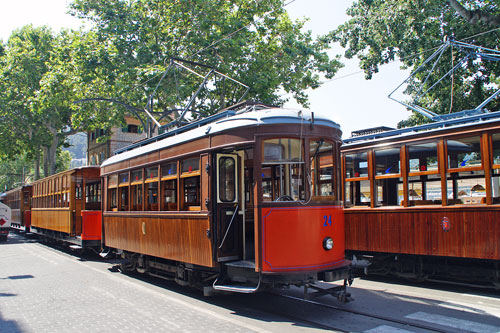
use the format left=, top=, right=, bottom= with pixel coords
left=32, top=209, right=72, bottom=233
left=345, top=207, right=500, bottom=260
left=11, top=209, right=21, bottom=225
left=159, top=137, right=210, bottom=161
left=103, top=214, right=214, bottom=267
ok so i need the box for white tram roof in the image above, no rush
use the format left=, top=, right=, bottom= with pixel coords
left=101, top=108, right=340, bottom=167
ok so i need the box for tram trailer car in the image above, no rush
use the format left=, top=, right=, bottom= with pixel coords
left=0, top=201, right=12, bottom=241
left=341, top=112, right=500, bottom=288
left=30, top=166, right=102, bottom=249
left=4, top=185, right=32, bottom=233
left=100, top=105, right=351, bottom=296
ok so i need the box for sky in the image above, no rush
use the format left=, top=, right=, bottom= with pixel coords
left=0, top=0, right=410, bottom=138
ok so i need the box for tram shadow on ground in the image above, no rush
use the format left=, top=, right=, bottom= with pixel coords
left=0, top=312, right=24, bottom=333
left=0, top=233, right=38, bottom=245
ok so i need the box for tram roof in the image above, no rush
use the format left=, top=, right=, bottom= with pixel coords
left=342, top=110, right=500, bottom=148
left=101, top=107, right=340, bottom=167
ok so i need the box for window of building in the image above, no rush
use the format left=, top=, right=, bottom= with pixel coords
left=262, top=138, right=305, bottom=201
left=447, top=136, right=482, bottom=170
left=122, top=124, right=141, bottom=133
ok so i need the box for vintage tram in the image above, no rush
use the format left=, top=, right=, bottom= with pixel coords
left=3, top=185, right=32, bottom=233
left=30, top=166, right=102, bottom=249
left=341, top=111, right=500, bottom=287
left=100, top=105, right=351, bottom=296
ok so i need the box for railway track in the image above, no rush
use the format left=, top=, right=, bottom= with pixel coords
left=264, top=291, right=455, bottom=332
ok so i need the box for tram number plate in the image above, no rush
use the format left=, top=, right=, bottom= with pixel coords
left=323, top=215, right=332, bottom=227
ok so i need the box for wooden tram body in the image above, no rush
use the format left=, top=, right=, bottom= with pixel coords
left=4, top=185, right=32, bottom=232
left=101, top=106, right=350, bottom=293
left=341, top=112, right=500, bottom=286
left=31, top=166, right=102, bottom=248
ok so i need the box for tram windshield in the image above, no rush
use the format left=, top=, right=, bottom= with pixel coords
left=262, top=138, right=305, bottom=201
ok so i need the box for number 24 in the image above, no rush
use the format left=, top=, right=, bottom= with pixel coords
left=323, top=215, right=332, bottom=227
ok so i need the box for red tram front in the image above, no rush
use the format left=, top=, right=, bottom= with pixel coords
left=100, top=106, right=351, bottom=297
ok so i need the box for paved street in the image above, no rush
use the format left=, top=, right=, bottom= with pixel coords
left=1, top=233, right=500, bottom=332
left=0, top=234, right=298, bottom=333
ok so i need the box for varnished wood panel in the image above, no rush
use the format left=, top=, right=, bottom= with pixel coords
left=32, top=209, right=72, bottom=234
left=159, top=138, right=210, bottom=161
left=103, top=213, right=214, bottom=267
left=129, top=151, right=160, bottom=168
left=345, top=206, right=500, bottom=260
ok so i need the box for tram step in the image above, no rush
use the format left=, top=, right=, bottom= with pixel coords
left=69, top=245, right=83, bottom=250
left=224, top=260, right=255, bottom=269
left=212, top=277, right=261, bottom=294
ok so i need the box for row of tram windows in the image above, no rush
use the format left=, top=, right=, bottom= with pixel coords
left=344, top=133, right=500, bottom=207
left=106, top=157, right=201, bottom=212
left=33, top=176, right=71, bottom=208
left=262, top=138, right=338, bottom=201
left=32, top=176, right=102, bottom=209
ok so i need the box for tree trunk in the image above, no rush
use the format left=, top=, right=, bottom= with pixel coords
left=448, top=0, right=500, bottom=27
left=43, top=127, right=60, bottom=177
left=34, top=151, right=40, bottom=180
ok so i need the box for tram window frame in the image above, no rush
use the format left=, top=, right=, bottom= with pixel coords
left=345, top=179, right=371, bottom=206
left=118, top=172, right=129, bottom=211
left=219, top=156, right=236, bottom=203
left=447, top=136, right=482, bottom=171
left=492, top=133, right=500, bottom=168
left=130, top=169, right=143, bottom=211
left=310, top=140, right=335, bottom=199
left=374, top=146, right=402, bottom=207
left=161, top=162, right=178, bottom=211
left=492, top=168, right=500, bottom=204
left=262, top=138, right=306, bottom=202
left=406, top=141, right=441, bottom=206
left=181, top=157, right=201, bottom=210
left=447, top=170, right=487, bottom=205
left=108, top=174, right=118, bottom=211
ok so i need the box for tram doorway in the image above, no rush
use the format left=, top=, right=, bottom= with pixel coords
left=216, top=153, right=243, bottom=261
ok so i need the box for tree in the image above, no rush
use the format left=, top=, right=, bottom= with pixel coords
left=69, top=0, right=343, bottom=119
left=332, top=0, right=500, bottom=126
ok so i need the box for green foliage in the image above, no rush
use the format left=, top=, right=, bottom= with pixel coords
left=332, top=0, right=500, bottom=124
left=0, top=154, right=34, bottom=191
left=69, top=0, right=343, bottom=113
left=55, top=150, right=72, bottom=173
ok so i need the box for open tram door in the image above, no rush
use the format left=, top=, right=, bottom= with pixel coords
left=215, top=153, right=244, bottom=262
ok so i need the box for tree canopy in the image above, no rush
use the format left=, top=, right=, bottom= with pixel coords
left=332, top=0, right=500, bottom=126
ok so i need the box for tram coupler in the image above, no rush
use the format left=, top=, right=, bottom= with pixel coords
left=303, top=279, right=353, bottom=303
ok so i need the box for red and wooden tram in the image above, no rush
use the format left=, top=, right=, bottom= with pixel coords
left=341, top=112, right=500, bottom=287
left=100, top=105, right=351, bottom=295
left=3, top=185, right=32, bottom=233
left=31, top=166, right=102, bottom=249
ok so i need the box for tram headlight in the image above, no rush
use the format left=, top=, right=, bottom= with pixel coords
left=323, top=237, right=334, bottom=251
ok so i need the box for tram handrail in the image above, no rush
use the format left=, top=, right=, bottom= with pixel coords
left=218, top=205, right=239, bottom=249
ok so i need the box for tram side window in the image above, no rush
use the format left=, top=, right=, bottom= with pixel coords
left=447, top=171, right=486, bottom=205
left=131, top=169, right=143, bottom=211
left=310, top=140, right=335, bottom=198
left=85, top=182, right=101, bottom=210
left=219, top=157, right=236, bottom=202
left=344, top=152, right=369, bottom=206
left=447, top=136, right=482, bottom=169
left=447, top=137, right=485, bottom=205
left=119, top=172, right=129, bottom=211
left=262, top=138, right=305, bottom=201
left=407, top=142, right=441, bottom=205
left=492, top=134, right=500, bottom=203
left=161, top=162, right=177, bottom=211
left=181, top=157, right=200, bottom=210
left=375, top=147, right=402, bottom=206
left=108, top=174, right=118, bottom=211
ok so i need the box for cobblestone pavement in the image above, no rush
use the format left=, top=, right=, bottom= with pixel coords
left=0, top=234, right=312, bottom=333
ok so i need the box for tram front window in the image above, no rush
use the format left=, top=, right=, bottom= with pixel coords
left=262, top=138, right=305, bottom=201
